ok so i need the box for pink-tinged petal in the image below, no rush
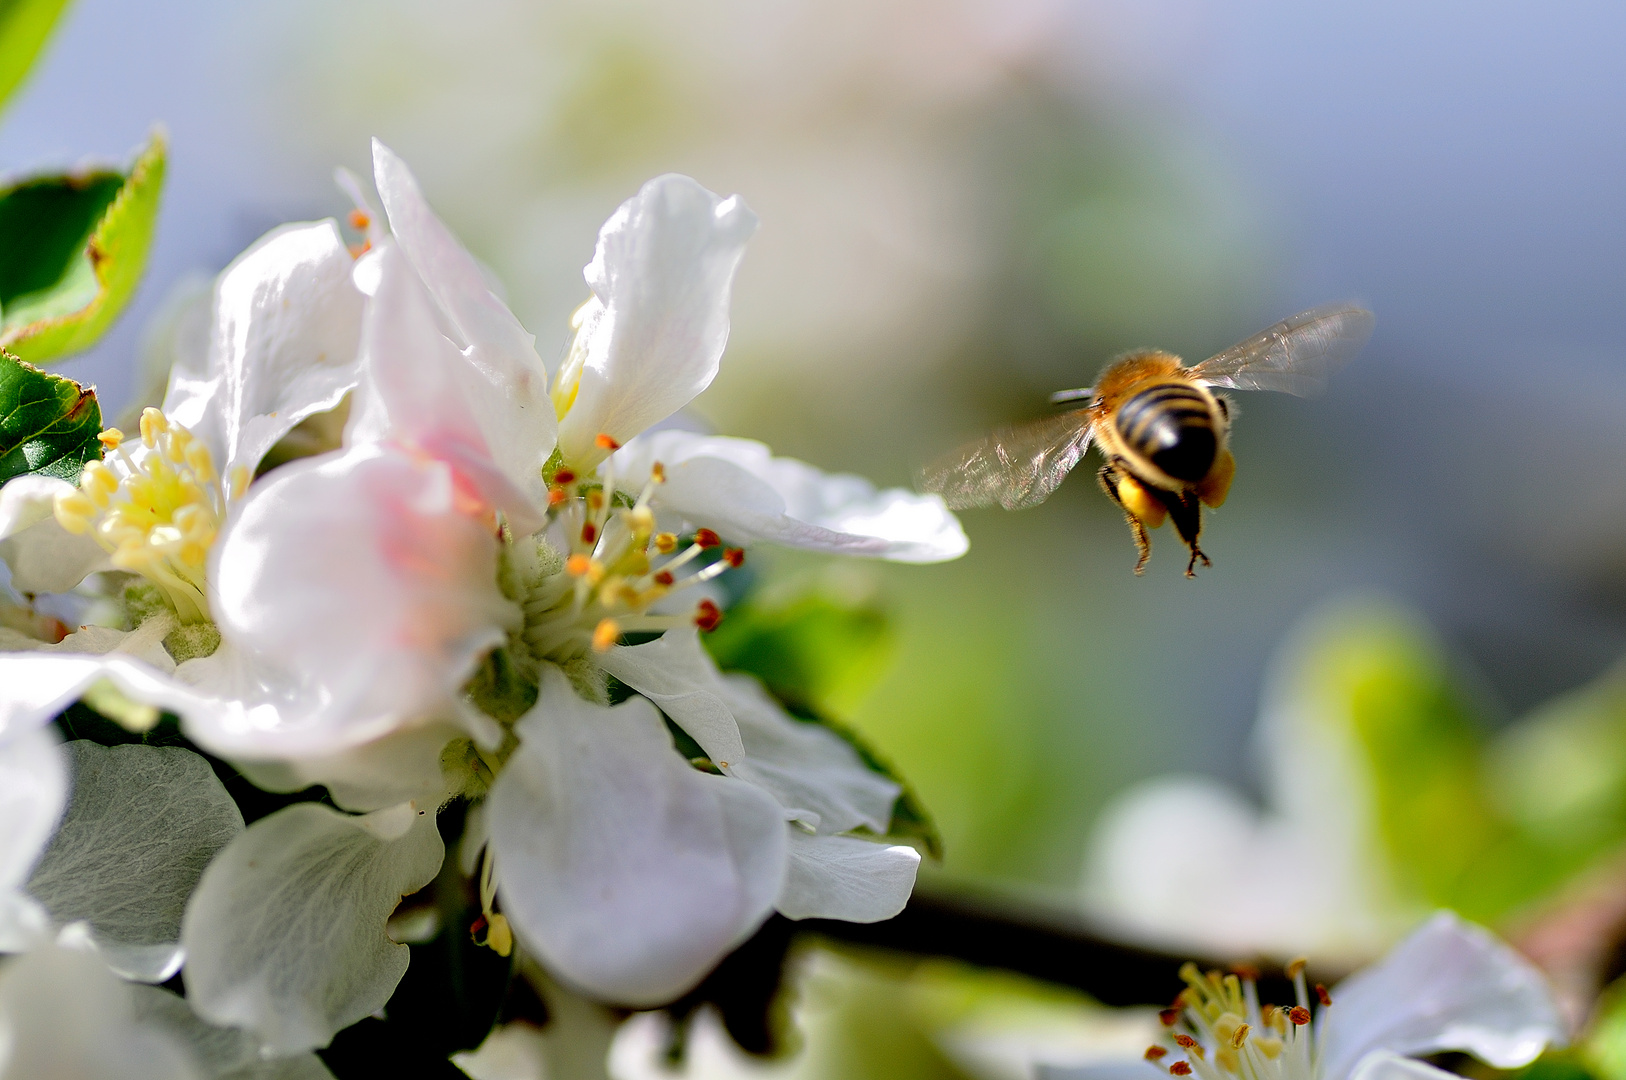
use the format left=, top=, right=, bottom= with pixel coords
left=775, top=831, right=919, bottom=923
left=346, top=242, right=546, bottom=533
left=488, top=669, right=787, bottom=1006
left=1318, top=912, right=1566, bottom=1080
left=211, top=444, right=516, bottom=749
left=613, top=431, right=967, bottom=563
left=556, top=176, right=758, bottom=468
left=163, top=220, right=365, bottom=480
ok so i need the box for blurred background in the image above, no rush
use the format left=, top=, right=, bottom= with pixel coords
left=5, top=0, right=1626, bottom=992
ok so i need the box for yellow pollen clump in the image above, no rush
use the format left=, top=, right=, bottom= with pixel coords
left=54, top=408, right=232, bottom=624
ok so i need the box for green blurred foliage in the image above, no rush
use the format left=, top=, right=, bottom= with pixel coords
left=0, top=134, right=167, bottom=364
left=0, top=0, right=70, bottom=111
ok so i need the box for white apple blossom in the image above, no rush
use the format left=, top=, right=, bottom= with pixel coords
left=1038, top=913, right=1565, bottom=1080
left=0, top=139, right=962, bottom=1049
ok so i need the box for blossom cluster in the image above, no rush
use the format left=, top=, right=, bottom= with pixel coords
left=0, top=141, right=967, bottom=1073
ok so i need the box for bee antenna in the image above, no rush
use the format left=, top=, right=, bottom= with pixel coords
left=1049, top=386, right=1094, bottom=405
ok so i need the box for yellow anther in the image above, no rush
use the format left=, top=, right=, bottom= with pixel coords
left=229, top=464, right=250, bottom=500
left=1255, top=1037, right=1283, bottom=1059
left=53, top=491, right=94, bottom=534
left=486, top=913, right=513, bottom=958
left=184, top=440, right=215, bottom=483
left=625, top=505, right=654, bottom=535
left=165, top=425, right=193, bottom=462
left=180, top=541, right=209, bottom=568
left=1285, top=958, right=1307, bottom=978
left=653, top=532, right=678, bottom=554
left=650, top=462, right=666, bottom=484
left=82, top=460, right=118, bottom=498
left=140, top=407, right=167, bottom=446
left=592, top=618, right=620, bottom=651
left=586, top=490, right=605, bottom=513
left=1230, top=1023, right=1250, bottom=1049
left=97, top=428, right=124, bottom=449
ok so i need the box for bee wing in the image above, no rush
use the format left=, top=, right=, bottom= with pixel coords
left=918, top=409, right=1094, bottom=511
left=1189, top=304, right=1374, bottom=397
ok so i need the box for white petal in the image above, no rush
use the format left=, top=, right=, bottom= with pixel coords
left=0, top=476, right=110, bottom=593
left=344, top=243, right=546, bottom=532
left=0, top=650, right=197, bottom=743
left=1079, top=776, right=1403, bottom=965
left=181, top=801, right=445, bottom=1055
left=718, top=673, right=900, bottom=836
left=163, top=221, right=365, bottom=481
left=131, top=985, right=338, bottom=1080
left=26, top=742, right=243, bottom=982
left=1037, top=1065, right=1169, bottom=1080
left=0, top=943, right=204, bottom=1079
left=1318, top=912, right=1566, bottom=1080
left=597, top=628, right=745, bottom=768
left=614, top=431, right=967, bottom=563
left=371, top=141, right=556, bottom=505
left=0, top=726, right=64, bottom=951
left=211, top=444, right=514, bottom=750
left=488, top=669, right=787, bottom=1006
left=556, top=176, right=758, bottom=467
left=774, top=831, right=918, bottom=923
left=1346, top=1051, right=1466, bottom=1080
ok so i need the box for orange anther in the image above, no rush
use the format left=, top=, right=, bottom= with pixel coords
left=1314, top=984, right=1331, bottom=1007
left=654, top=570, right=675, bottom=586
left=592, top=618, right=620, bottom=651
left=723, top=547, right=745, bottom=568
left=595, top=433, right=621, bottom=451
left=548, top=487, right=568, bottom=507
left=348, top=241, right=371, bottom=258
left=694, top=528, right=721, bottom=549
left=653, top=532, right=678, bottom=554
left=1174, top=1035, right=1197, bottom=1049
left=566, top=554, right=591, bottom=576
left=1159, top=1008, right=1182, bottom=1027
left=1287, top=1007, right=1311, bottom=1026
left=650, top=462, right=666, bottom=483
left=581, top=522, right=597, bottom=545
left=553, top=469, right=577, bottom=485
left=1170, top=1063, right=1192, bottom=1076
left=693, top=599, right=722, bottom=632
left=1145, top=1047, right=1168, bottom=1061
left=348, top=209, right=371, bottom=230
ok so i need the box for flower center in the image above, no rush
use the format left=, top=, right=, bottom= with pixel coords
left=53, top=408, right=245, bottom=625
left=1148, top=959, right=1326, bottom=1080
left=516, top=436, right=739, bottom=664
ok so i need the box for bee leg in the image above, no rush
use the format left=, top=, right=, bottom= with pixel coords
left=1152, top=488, right=1211, bottom=578
left=1098, top=463, right=1153, bottom=574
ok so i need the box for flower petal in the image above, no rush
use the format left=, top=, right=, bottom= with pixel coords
left=1318, top=912, right=1566, bottom=1080
left=0, top=943, right=204, bottom=1079
left=719, top=673, right=900, bottom=835
left=614, top=431, right=967, bottom=563
left=556, top=176, right=758, bottom=468
left=163, top=220, right=365, bottom=481
left=26, top=742, right=243, bottom=982
left=0, top=475, right=110, bottom=593
left=211, top=444, right=514, bottom=751
left=181, top=801, right=445, bottom=1055
left=0, top=725, right=64, bottom=951
left=488, top=669, right=787, bottom=1006
left=1346, top=1051, right=1467, bottom=1080
left=775, top=831, right=918, bottom=923
left=597, top=628, right=745, bottom=769
left=344, top=242, right=546, bottom=532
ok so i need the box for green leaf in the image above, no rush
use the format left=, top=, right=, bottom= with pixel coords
left=0, top=347, right=103, bottom=482
left=0, top=133, right=166, bottom=363
left=0, top=0, right=72, bottom=112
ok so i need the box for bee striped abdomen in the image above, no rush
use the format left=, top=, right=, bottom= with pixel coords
left=1115, top=383, right=1217, bottom=483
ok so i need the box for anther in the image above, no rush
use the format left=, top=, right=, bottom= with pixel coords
left=1287, top=1007, right=1311, bottom=1026
left=554, top=469, right=577, bottom=485
left=1230, top=1024, right=1250, bottom=1049
left=1315, top=984, right=1331, bottom=1007
left=592, top=618, right=621, bottom=651
left=1145, top=1047, right=1168, bottom=1061
left=650, top=462, right=666, bottom=483
left=548, top=486, right=568, bottom=507
left=348, top=208, right=371, bottom=231
left=97, top=428, right=124, bottom=449
left=566, top=554, right=592, bottom=576
left=1231, top=964, right=1259, bottom=982
left=595, top=433, right=621, bottom=451
left=1169, top=1063, right=1192, bottom=1076
left=694, top=528, right=721, bottom=549
left=1285, top=958, right=1307, bottom=979
left=140, top=407, right=167, bottom=446
left=486, top=913, right=513, bottom=957
left=581, top=521, right=597, bottom=544
left=1159, top=1008, right=1182, bottom=1027
left=654, top=570, right=675, bottom=586
left=653, top=532, right=678, bottom=554
left=1174, top=1035, right=1197, bottom=1050
left=723, top=547, right=745, bottom=568
left=693, top=599, right=722, bottom=632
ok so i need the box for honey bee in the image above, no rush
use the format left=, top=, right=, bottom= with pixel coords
left=919, top=305, right=1374, bottom=576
